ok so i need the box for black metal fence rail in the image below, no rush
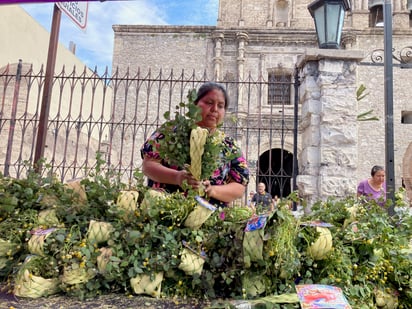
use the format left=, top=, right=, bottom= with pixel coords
left=0, top=63, right=298, bottom=200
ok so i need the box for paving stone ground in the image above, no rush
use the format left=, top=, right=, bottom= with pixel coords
left=0, top=291, right=209, bottom=309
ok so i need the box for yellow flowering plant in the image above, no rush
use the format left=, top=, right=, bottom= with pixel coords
left=297, top=196, right=412, bottom=308
left=0, top=156, right=411, bottom=308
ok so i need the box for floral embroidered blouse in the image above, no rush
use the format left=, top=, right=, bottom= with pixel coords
left=141, top=130, right=249, bottom=207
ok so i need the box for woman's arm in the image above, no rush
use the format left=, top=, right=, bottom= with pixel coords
left=357, top=180, right=364, bottom=197
left=142, top=158, right=199, bottom=189
left=203, top=180, right=246, bottom=204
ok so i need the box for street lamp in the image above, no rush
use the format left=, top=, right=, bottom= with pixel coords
left=308, top=0, right=351, bottom=49
left=383, top=0, right=395, bottom=215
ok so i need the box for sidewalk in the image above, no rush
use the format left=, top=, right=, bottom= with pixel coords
left=0, top=291, right=207, bottom=309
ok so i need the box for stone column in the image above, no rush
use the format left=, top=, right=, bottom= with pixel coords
left=393, top=0, right=410, bottom=29
left=235, top=32, right=248, bottom=109
left=236, top=32, right=248, bottom=80
left=212, top=32, right=224, bottom=81
left=266, top=0, right=274, bottom=27
left=296, top=49, right=365, bottom=208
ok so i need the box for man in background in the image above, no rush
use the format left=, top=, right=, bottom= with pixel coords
left=251, top=182, right=274, bottom=213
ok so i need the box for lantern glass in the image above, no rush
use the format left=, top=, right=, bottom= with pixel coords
left=308, top=0, right=350, bottom=49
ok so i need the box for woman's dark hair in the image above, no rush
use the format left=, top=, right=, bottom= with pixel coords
left=371, top=165, right=384, bottom=176
left=194, top=82, right=229, bottom=109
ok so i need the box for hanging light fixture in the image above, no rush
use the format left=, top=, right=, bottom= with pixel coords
left=308, top=0, right=351, bottom=49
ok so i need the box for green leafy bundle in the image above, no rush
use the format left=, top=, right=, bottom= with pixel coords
left=1, top=157, right=411, bottom=308
left=152, top=89, right=232, bottom=180
left=155, top=98, right=201, bottom=169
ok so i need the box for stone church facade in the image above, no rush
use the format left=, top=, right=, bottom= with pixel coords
left=112, top=0, right=412, bottom=205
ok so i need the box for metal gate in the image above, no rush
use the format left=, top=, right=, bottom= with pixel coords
left=0, top=61, right=299, bottom=201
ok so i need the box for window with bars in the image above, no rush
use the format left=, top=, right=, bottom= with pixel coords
left=267, top=72, right=291, bottom=105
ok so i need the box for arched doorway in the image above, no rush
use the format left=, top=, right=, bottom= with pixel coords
left=257, top=148, right=295, bottom=198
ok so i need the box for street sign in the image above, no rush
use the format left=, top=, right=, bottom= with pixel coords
left=56, top=2, right=88, bottom=30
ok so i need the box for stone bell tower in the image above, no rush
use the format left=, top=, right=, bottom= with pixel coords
left=217, top=0, right=314, bottom=29
left=217, top=0, right=411, bottom=31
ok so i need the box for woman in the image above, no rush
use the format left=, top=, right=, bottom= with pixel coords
left=247, top=191, right=255, bottom=207
left=140, top=82, right=249, bottom=207
left=357, top=165, right=386, bottom=204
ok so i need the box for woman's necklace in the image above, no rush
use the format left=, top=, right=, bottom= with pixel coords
left=368, top=179, right=382, bottom=192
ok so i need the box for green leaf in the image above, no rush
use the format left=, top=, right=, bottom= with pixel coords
left=55, top=233, right=65, bottom=243
left=356, top=84, right=368, bottom=101
left=110, top=256, right=121, bottom=262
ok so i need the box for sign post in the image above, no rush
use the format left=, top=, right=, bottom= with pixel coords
left=34, top=2, right=88, bottom=172
left=34, top=3, right=61, bottom=171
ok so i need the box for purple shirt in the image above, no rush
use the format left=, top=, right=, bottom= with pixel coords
left=357, top=179, right=386, bottom=204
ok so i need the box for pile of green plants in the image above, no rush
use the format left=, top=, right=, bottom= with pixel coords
left=0, top=77, right=411, bottom=307
left=297, top=194, right=412, bottom=308
left=0, top=157, right=411, bottom=309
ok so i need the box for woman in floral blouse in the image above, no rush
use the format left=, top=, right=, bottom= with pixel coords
left=140, top=82, right=249, bottom=207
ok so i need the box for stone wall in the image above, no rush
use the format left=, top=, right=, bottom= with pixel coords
left=110, top=0, right=412, bottom=204
left=355, top=33, right=412, bottom=189
left=217, top=0, right=315, bottom=29
left=112, top=26, right=215, bottom=75
left=296, top=50, right=364, bottom=205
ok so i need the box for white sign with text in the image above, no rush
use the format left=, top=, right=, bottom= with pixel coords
left=57, top=2, right=88, bottom=30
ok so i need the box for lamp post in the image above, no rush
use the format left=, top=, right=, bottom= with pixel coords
left=383, top=0, right=395, bottom=216
left=307, top=0, right=396, bottom=214
left=308, top=0, right=351, bottom=49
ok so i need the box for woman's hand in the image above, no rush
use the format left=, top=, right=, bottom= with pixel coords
left=142, top=158, right=200, bottom=189
left=202, top=180, right=214, bottom=197
left=177, top=170, right=200, bottom=189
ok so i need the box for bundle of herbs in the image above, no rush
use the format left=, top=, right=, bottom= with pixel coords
left=150, top=90, right=235, bottom=184
left=0, top=163, right=411, bottom=308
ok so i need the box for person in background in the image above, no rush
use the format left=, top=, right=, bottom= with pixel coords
left=357, top=165, right=386, bottom=204
left=273, top=195, right=279, bottom=208
left=247, top=190, right=255, bottom=207
left=140, top=82, right=249, bottom=207
left=251, top=182, right=274, bottom=212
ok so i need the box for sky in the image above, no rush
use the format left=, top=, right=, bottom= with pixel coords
left=20, top=0, right=219, bottom=75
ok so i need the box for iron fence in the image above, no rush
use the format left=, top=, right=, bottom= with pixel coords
left=0, top=62, right=299, bottom=202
